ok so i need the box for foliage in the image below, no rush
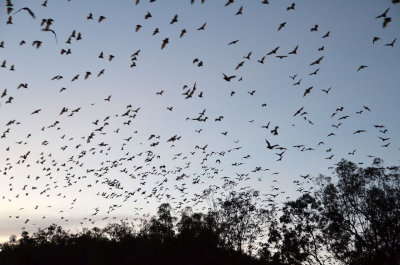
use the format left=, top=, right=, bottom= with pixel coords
left=1, top=160, right=399, bottom=265
left=317, top=159, right=400, bottom=265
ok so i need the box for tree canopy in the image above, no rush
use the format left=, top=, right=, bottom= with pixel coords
left=1, top=159, right=399, bottom=265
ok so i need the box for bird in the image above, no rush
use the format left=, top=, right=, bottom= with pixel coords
left=14, top=7, right=36, bottom=19
left=385, top=38, right=396, bottom=47
left=266, top=140, right=278, bottom=149
left=257, top=56, right=265, bottom=64
left=235, top=61, right=244, bottom=70
left=271, top=126, right=279, bottom=136
left=197, top=23, right=206, bottom=30
left=225, top=0, right=234, bottom=6
left=71, top=74, right=79, bottom=82
left=222, top=74, right=236, bottom=82
left=261, top=122, right=271, bottom=130
left=310, top=25, right=318, bottom=31
left=383, top=17, right=391, bottom=28
left=288, top=45, right=298, bottom=55
left=357, top=65, right=368, bottom=71
left=278, top=22, right=286, bottom=31
left=303, top=87, right=313, bottom=97
left=310, top=56, right=324, bottom=66
left=42, top=28, right=57, bottom=42
left=235, top=6, right=243, bottom=15
left=31, top=109, right=41, bottom=115
left=287, top=3, right=295, bottom=11
left=293, top=79, right=301, bottom=86
left=170, top=14, right=178, bottom=24
left=348, top=150, right=356, bottom=155
left=373, top=37, right=380, bottom=44
left=6, top=97, right=13, bottom=104
left=376, top=8, right=389, bottom=19
left=17, top=83, right=28, bottom=89
left=98, top=16, right=106, bottom=22
left=309, top=68, right=319, bottom=76
left=322, top=31, right=330, bottom=38
left=321, top=87, right=331, bottom=94
left=97, top=69, right=105, bottom=77
left=363, top=106, right=371, bottom=111
left=353, top=130, right=366, bottom=134
left=243, top=52, right=252, bottom=60
left=293, top=107, right=304, bottom=117
left=228, top=40, right=239, bottom=45
left=32, top=41, right=42, bottom=49
left=161, top=38, right=169, bottom=49
left=1, top=89, right=7, bottom=98
left=267, top=46, right=279, bottom=55
left=60, top=49, right=72, bottom=55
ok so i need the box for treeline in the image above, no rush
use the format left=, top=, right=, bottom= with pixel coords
left=0, top=159, right=399, bottom=265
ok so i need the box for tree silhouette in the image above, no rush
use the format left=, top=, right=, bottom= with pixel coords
left=277, top=193, right=327, bottom=265
left=208, top=189, right=270, bottom=254
left=1, top=159, right=399, bottom=265
left=259, top=158, right=400, bottom=265
left=141, top=203, right=176, bottom=242
left=317, top=158, right=400, bottom=265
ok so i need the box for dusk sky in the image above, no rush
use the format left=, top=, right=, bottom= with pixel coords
left=0, top=0, right=399, bottom=242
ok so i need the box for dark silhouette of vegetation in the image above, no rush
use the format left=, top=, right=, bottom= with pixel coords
left=1, top=159, right=399, bottom=265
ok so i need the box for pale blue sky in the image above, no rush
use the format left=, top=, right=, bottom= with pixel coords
left=0, top=0, right=399, bottom=241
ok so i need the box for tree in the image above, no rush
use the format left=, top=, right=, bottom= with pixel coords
left=317, top=159, right=400, bottom=265
left=208, top=189, right=269, bottom=254
left=277, top=194, right=328, bottom=265
left=141, top=203, right=176, bottom=242
left=259, top=158, right=400, bottom=265
left=103, top=221, right=134, bottom=241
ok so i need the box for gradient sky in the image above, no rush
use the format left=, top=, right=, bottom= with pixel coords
left=0, top=0, right=399, bottom=242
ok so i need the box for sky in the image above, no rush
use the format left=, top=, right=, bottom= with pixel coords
left=0, top=0, right=399, bottom=243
